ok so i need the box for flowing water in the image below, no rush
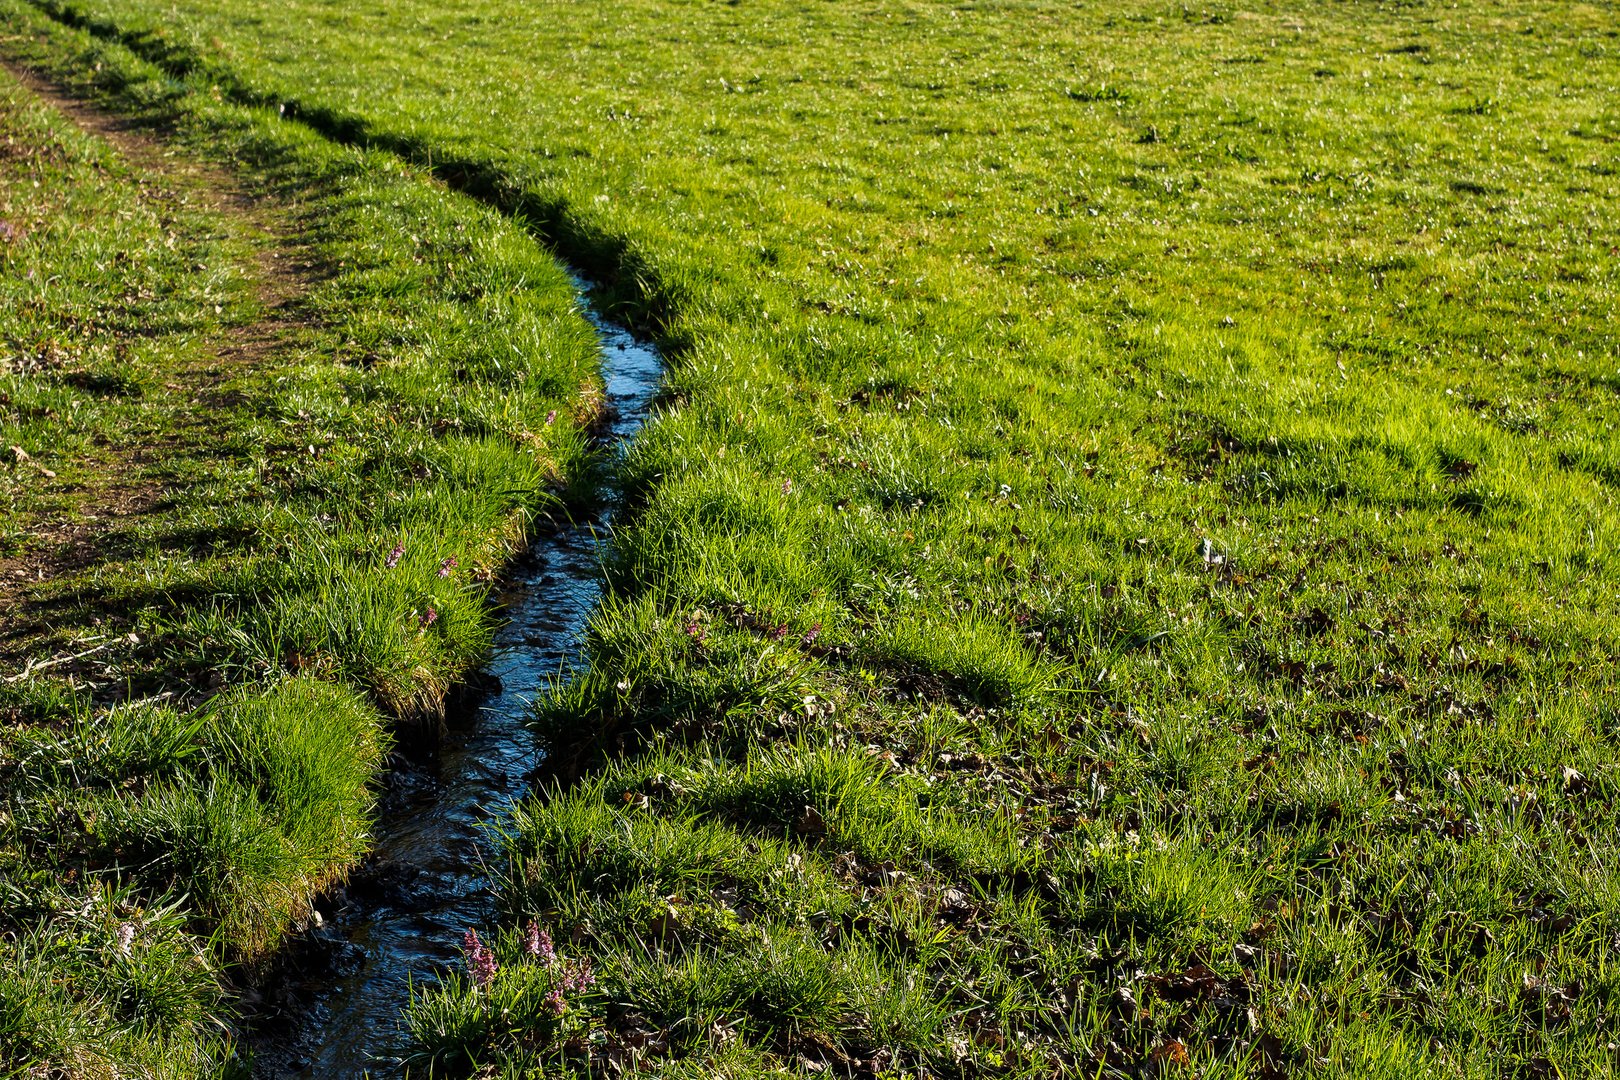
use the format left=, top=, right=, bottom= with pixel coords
left=248, top=277, right=661, bottom=1078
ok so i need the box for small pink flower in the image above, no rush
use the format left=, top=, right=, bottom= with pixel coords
left=801, top=622, right=822, bottom=647
left=545, top=409, right=557, bottom=425
left=419, top=607, right=438, bottom=629
left=385, top=542, right=405, bottom=569
left=782, top=479, right=793, bottom=495
left=545, top=988, right=566, bottom=1016
left=438, top=556, right=458, bottom=579
left=464, top=928, right=497, bottom=989
left=560, top=957, right=595, bottom=993
left=524, top=921, right=555, bottom=964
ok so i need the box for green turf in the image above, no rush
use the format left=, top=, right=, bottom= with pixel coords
left=4, top=0, right=1620, bottom=1075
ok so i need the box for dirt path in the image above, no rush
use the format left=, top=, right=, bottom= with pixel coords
left=1, top=60, right=310, bottom=318
left=0, top=60, right=319, bottom=682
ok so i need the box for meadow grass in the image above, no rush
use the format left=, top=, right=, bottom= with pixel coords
left=0, top=15, right=602, bottom=1075
left=4, top=0, right=1620, bottom=1076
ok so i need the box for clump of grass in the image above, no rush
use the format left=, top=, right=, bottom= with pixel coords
left=403, top=923, right=602, bottom=1073
left=0, top=883, right=229, bottom=1080
left=80, top=678, right=384, bottom=955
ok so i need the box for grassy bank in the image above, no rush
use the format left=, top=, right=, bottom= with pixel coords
left=6, top=0, right=1620, bottom=1076
left=0, top=14, right=600, bottom=1076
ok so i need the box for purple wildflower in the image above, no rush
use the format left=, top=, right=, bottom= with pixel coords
left=801, top=622, right=822, bottom=648
left=545, top=988, right=567, bottom=1016
left=684, top=620, right=706, bottom=645
left=560, top=957, right=595, bottom=993
left=115, top=922, right=136, bottom=957
left=524, top=921, right=555, bottom=964
left=544, top=409, right=557, bottom=426
left=782, top=478, right=793, bottom=495
left=419, top=607, right=438, bottom=629
left=464, top=928, right=497, bottom=989
left=438, top=556, right=459, bottom=579
left=385, top=542, right=405, bottom=570
left=768, top=623, right=790, bottom=642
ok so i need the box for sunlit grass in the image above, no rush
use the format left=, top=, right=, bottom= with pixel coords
left=4, top=0, right=1620, bottom=1074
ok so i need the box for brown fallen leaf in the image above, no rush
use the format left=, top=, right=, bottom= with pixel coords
left=1444, top=458, right=1478, bottom=481
left=794, top=804, right=827, bottom=837
left=1151, top=1039, right=1191, bottom=1066
left=1296, top=607, right=1334, bottom=636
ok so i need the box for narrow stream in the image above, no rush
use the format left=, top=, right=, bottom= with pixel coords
left=248, top=276, right=661, bottom=1079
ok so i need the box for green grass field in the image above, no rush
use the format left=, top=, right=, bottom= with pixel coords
left=2, top=0, right=1619, bottom=1076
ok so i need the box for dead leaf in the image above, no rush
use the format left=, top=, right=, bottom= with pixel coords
left=794, top=804, right=827, bottom=837
left=1151, top=1039, right=1191, bottom=1066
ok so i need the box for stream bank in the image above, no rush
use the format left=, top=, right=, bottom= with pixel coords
left=245, top=279, right=662, bottom=1079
